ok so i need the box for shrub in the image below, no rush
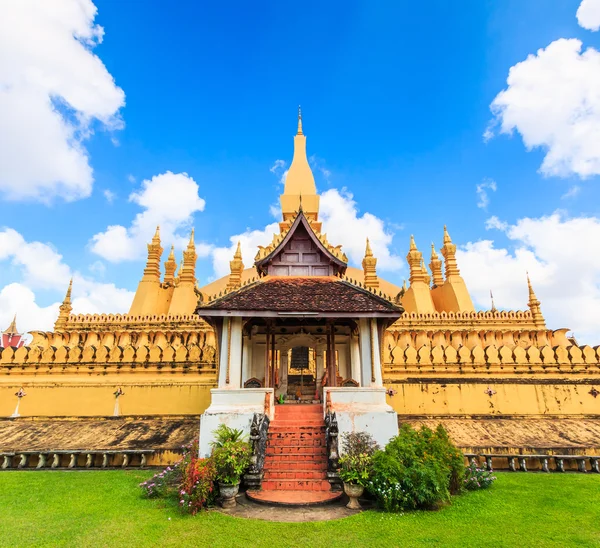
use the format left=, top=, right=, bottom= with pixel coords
left=212, top=440, right=252, bottom=485
left=464, top=462, right=497, bottom=490
left=139, top=462, right=182, bottom=499
left=210, top=424, right=245, bottom=449
left=180, top=454, right=217, bottom=514
left=368, top=424, right=465, bottom=512
left=338, top=431, right=379, bottom=487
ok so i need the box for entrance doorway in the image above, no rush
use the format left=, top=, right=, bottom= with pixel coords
left=287, top=346, right=317, bottom=402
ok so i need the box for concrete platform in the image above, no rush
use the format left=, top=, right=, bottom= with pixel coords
left=246, top=489, right=343, bottom=507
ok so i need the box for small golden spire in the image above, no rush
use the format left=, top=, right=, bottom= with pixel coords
left=407, top=236, right=425, bottom=285
left=362, top=238, right=379, bottom=289
left=188, top=228, right=195, bottom=248
left=421, top=259, right=431, bottom=286
left=3, top=314, right=18, bottom=335
left=152, top=226, right=160, bottom=243
left=54, top=278, right=73, bottom=333
left=164, top=245, right=177, bottom=285
left=297, top=105, right=303, bottom=135
left=526, top=273, right=546, bottom=328
left=443, top=225, right=452, bottom=244
left=168, top=245, right=175, bottom=261
left=227, top=241, right=244, bottom=290
left=429, top=243, right=444, bottom=288
left=409, top=235, right=416, bottom=250
left=490, top=290, right=497, bottom=312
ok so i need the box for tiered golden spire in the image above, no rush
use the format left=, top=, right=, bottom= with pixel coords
left=143, top=226, right=163, bottom=281
left=164, top=245, right=177, bottom=285
left=527, top=273, right=546, bottom=328
left=227, top=241, right=244, bottom=290
left=407, top=236, right=426, bottom=284
left=441, top=226, right=460, bottom=278
left=178, top=230, right=197, bottom=284
left=54, top=278, right=73, bottom=332
left=429, top=243, right=444, bottom=288
left=362, top=238, right=379, bottom=289
left=4, top=314, right=18, bottom=335
left=420, top=259, right=431, bottom=287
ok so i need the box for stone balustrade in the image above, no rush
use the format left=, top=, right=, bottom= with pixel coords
left=464, top=453, right=600, bottom=473
left=0, top=449, right=155, bottom=470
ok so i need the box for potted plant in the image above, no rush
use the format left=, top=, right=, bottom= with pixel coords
left=337, top=432, right=379, bottom=510
left=212, top=439, right=252, bottom=508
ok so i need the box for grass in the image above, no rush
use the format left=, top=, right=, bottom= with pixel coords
left=0, top=471, right=599, bottom=547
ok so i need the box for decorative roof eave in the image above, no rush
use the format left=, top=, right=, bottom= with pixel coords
left=196, top=309, right=401, bottom=319
left=254, top=211, right=348, bottom=273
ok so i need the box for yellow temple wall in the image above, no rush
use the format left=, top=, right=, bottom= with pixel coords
left=384, top=380, right=600, bottom=416
left=0, top=376, right=214, bottom=417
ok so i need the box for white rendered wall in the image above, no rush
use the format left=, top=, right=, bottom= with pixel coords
left=198, top=388, right=274, bottom=457
left=324, top=387, right=398, bottom=451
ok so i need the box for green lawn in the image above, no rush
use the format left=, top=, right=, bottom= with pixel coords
left=0, top=471, right=598, bottom=547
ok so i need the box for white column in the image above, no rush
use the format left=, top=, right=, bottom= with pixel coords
left=217, top=320, right=229, bottom=387
left=359, top=318, right=372, bottom=387
left=228, top=316, right=243, bottom=389
left=316, top=347, right=324, bottom=385
left=278, top=352, right=288, bottom=396
left=241, top=335, right=250, bottom=386
left=370, top=319, right=383, bottom=387
left=350, top=334, right=361, bottom=385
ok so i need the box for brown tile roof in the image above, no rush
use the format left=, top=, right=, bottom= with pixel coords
left=200, top=277, right=402, bottom=314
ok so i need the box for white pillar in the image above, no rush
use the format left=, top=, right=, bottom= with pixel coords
left=217, top=320, right=229, bottom=387
left=359, top=318, right=372, bottom=387
left=350, top=335, right=361, bottom=385
left=278, top=352, right=288, bottom=396
left=227, top=317, right=243, bottom=389
left=241, top=335, right=250, bottom=386
left=370, top=319, right=383, bottom=387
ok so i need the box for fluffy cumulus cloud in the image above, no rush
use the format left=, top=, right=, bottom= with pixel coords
left=210, top=188, right=403, bottom=278
left=458, top=213, right=600, bottom=344
left=486, top=39, right=600, bottom=178
left=0, top=228, right=134, bottom=334
left=269, top=160, right=288, bottom=185
left=577, top=0, right=600, bottom=31
left=90, top=172, right=208, bottom=262
left=0, top=0, right=125, bottom=202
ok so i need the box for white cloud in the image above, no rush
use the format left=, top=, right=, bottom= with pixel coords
left=476, top=178, right=497, bottom=209
left=577, top=0, right=600, bottom=31
left=320, top=189, right=403, bottom=271
left=0, top=228, right=134, bottom=334
left=0, top=0, right=125, bottom=202
left=269, top=160, right=288, bottom=185
left=458, top=212, right=600, bottom=344
left=309, top=155, right=332, bottom=183
left=209, top=188, right=403, bottom=278
left=90, top=172, right=207, bottom=262
left=485, top=216, right=508, bottom=231
left=561, top=185, right=581, bottom=199
left=486, top=39, right=600, bottom=178
left=103, top=189, right=116, bottom=203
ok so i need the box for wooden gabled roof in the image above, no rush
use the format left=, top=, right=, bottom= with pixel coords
left=254, top=211, right=347, bottom=276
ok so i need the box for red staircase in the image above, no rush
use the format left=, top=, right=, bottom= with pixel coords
left=246, top=403, right=341, bottom=506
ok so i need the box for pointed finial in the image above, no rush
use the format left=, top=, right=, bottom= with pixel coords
left=490, top=290, right=497, bottom=312
left=188, top=228, right=195, bottom=247
left=168, top=245, right=175, bottom=260
left=526, top=272, right=545, bottom=328
left=65, top=277, right=73, bottom=304
left=152, top=226, right=160, bottom=242
left=297, top=105, right=303, bottom=135
left=4, top=314, right=18, bottom=335
left=234, top=241, right=242, bottom=260
left=443, top=225, right=452, bottom=244
left=409, top=235, right=416, bottom=250
left=298, top=192, right=303, bottom=212
left=430, top=242, right=438, bottom=259
left=402, top=279, right=408, bottom=291
left=365, top=238, right=373, bottom=257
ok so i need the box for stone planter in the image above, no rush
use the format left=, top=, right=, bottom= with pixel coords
left=343, top=482, right=364, bottom=510
left=219, top=482, right=240, bottom=508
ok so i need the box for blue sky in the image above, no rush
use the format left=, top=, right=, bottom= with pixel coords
left=1, top=0, right=600, bottom=342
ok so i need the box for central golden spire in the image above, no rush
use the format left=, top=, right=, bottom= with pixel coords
left=280, top=107, right=320, bottom=232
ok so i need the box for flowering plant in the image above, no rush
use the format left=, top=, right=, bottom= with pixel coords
left=139, top=463, right=182, bottom=499
left=179, top=455, right=217, bottom=514
left=212, top=440, right=252, bottom=485
left=463, top=462, right=496, bottom=490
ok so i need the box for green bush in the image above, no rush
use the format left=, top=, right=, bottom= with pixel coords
left=212, top=440, right=252, bottom=485
left=367, top=424, right=465, bottom=512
